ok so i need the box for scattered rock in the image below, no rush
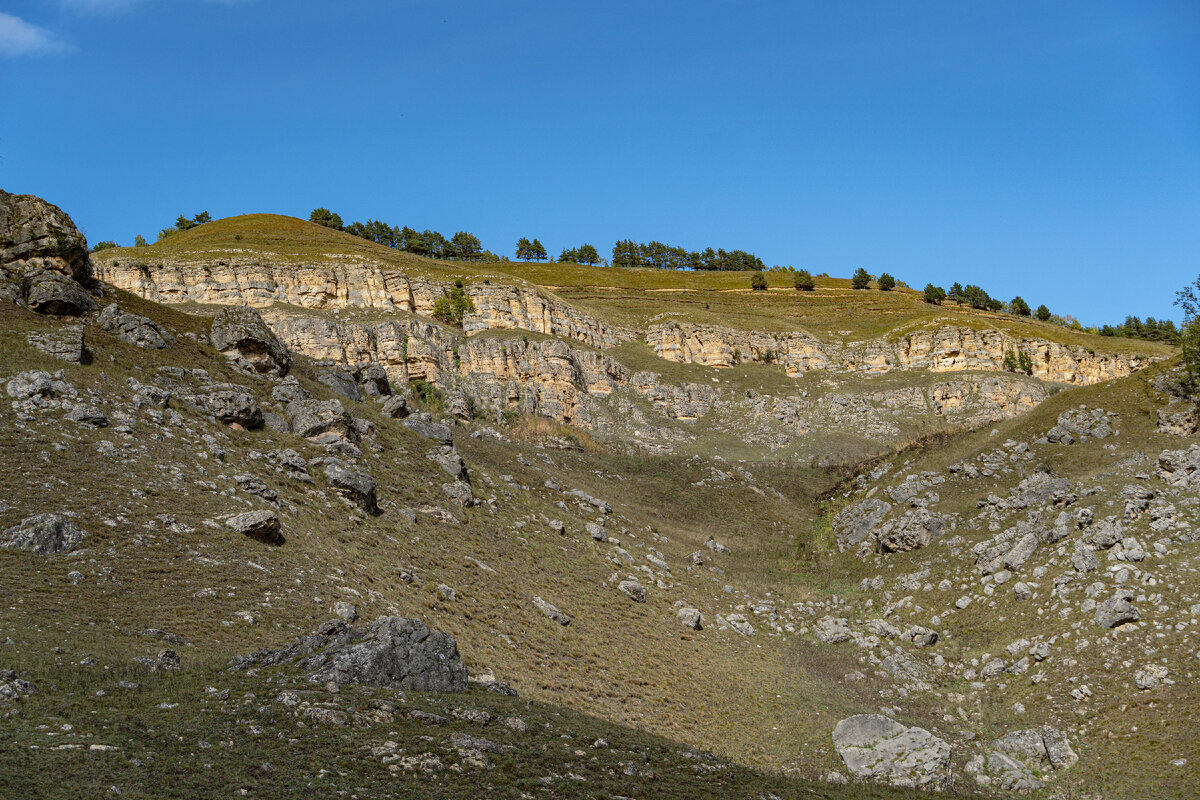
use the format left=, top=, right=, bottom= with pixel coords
left=209, top=307, right=290, bottom=376
left=532, top=596, right=571, bottom=626
left=96, top=304, right=172, bottom=349
left=677, top=607, right=702, bottom=630
left=618, top=579, right=647, bottom=602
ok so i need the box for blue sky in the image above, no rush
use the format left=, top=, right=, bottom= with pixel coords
left=2, top=1, right=1197, bottom=325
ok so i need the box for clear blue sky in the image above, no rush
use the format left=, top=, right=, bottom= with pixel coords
left=2, top=1, right=1198, bottom=325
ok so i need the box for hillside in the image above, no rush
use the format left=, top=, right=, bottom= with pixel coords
left=3, top=195, right=1196, bottom=798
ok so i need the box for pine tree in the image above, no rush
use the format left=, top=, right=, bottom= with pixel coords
left=851, top=268, right=872, bottom=289
left=1010, top=296, right=1031, bottom=316
left=923, top=284, right=946, bottom=304
left=877, top=272, right=896, bottom=291
left=1035, top=304, right=1051, bottom=321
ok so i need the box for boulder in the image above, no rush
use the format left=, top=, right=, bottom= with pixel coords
left=96, top=304, right=172, bottom=349
left=381, top=395, right=410, bottom=419
left=427, top=446, right=468, bottom=482
left=319, top=458, right=379, bottom=514
left=233, top=616, right=468, bottom=692
left=677, top=607, right=702, bottom=630
left=65, top=403, right=108, bottom=426
left=286, top=399, right=357, bottom=442
left=532, top=596, right=571, bottom=626
left=402, top=415, right=453, bottom=445
left=1157, top=445, right=1200, bottom=489
left=25, top=325, right=85, bottom=362
left=618, top=579, right=647, bottom=602
left=315, top=367, right=364, bottom=402
left=993, top=726, right=1078, bottom=772
left=209, top=307, right=290, bottom=377
left=831, top=714, right=951, bottom=791
left=271, top=376, right=311, bottom=405
left=225, top=510, right=282, bottom=544
left=1095, top=589, right=1139, bottom=628
left=2, top=513, right=87, bottom=554
left=0, top=190, right=95, bottom=315
left=187, top=387, right=263, bottom=429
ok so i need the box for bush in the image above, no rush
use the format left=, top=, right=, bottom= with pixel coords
left=1010, top=296, right=1031, bottom=316
left=793, top=269, right=815, bottom=291
left=133, top=234, right=148, bottom=247
left=90, top=240, right=117, bottom=252
left=1176, top=276, right=1200, bottom=392
left=1035, top=304, right=1051, bottom=321
left=850, top=268, right=871, bottom=289
left=923, top=284, right=946, bottom=304
left=876, top=272, right=895, bottom=291
left=431, top=279, right=475, bottom=327
left=750, top=271, right=768, bottom=291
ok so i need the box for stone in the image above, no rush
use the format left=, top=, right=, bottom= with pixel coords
left=332, top=602, right=358, bottom=622
left=905, top=625, right=938, bottom=648
left=187, top=387, right=263, bottom=429
left=532, top=596, right=571, bottom=626
left=65, top=403, right=108, bottom=427
left=1157, top=445, right=1200, bottom=489
left=96, top=304, right=172, bottom=349
left=2, top=513, right=86, bottom=555
left=225, top=510, right=282, bottom=545
left=993, top=727, right=1078, bottom=772
left=381, top=395, right=410, bottom=419
left=209, top=306, right=290, bottom=376
left=427, top=446, right=468, bottom=481
left=25, top=325, right=85, bottom=362
left=1134, top=664, right=1168, bottom=690
left=815, top=616, right=852, bottom=643
left=832, top=498, right=891, bottom=552
left=618, top=579, right=647, bottom=602
left=586, top=522, right=608, bottom=542
left=315, top=367, right=363, bottom=402
left=677, top=607, right=702, bottom=630
left=319, top=458, right=379, bottom=514
left=286, top=399, right=357, bottom=442
left=402, top=415, right=453, bottom=445
left=832, top=714, right=951, bottom=791
left=1095, top=589, right=1139, bottom=628
left=233, top=617, right=468, bottom=693
left=271, top=376, right=310, bottom=405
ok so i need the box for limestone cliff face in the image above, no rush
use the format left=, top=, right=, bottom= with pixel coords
left=459, top=336, right=629, bottom=424
left=464, top=284, right=633, bottom=348
left=92, top=255, right=626, bottom=349
left=646, top=321, right=1147, bottom=386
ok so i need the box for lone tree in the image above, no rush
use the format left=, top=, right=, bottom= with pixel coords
left=750, top=271, right=768, bottom=291
left=431, top=279, right=475, bottom=328
left=133, top=234, right=148, bottom=247
left=851, top=268, right=872, bottom=289
left=793, top=269, right=815, bottom=291
left=309, top=208, right=343, bottom=230
left=530, top=238, right=547, bottom=261
left=923, top=283, right=946, bottom=304
left=1010, top=296, right=1031, bottom=317
left=1035, top=304, right=1051, bottom=321
left=1175, top=275, right=1200, bottom=392
left=515, top=237, right=535, bottom=261
left=877, top=272, right=896, bottom=291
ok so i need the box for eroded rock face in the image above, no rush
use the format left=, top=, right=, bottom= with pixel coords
left=831, top=714, right=951, bottom=791
left=210, top=307, right=290, bottom=376
left=2, top=513, right=87, bottom=555
left=0, top=190, right=96, bottom=315
left=233, top=616, right=468, bottom=693
left=647, top=321, right=1148, bottom=386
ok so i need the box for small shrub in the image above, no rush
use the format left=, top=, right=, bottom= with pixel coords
left=793, top=269, right=815, bottom=291
left=90, top=240, right=117, bottom=253
left=876, top=272, right=895, bottom=291
left=431, top=280, right=475, bottom=327
left=750, top=271, right=767, bottom=291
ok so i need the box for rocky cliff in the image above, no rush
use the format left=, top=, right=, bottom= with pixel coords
left=93, top=255, right=628, bottom=349
left=646, top=321, right=1148, bottom=386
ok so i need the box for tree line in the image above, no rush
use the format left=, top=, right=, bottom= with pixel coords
left=611, top=240, right=765, bottom=271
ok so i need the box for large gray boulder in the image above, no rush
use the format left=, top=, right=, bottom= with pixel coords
left=1095, top=589, right=1140, bottom=628
left=226, top=510, right=282, bottom=544
left=96, top=304, right=173, bottom=349
left=286, top=398, right=357, bottom=442
left=2, top=513, right=87, bottom=555
left=831, top=714, right=951, bottom=791
left=233, top=616, right=468, bottom=693
left=1157, top=445, right=1200, bottom=489
left=183, top=386, right=263, bottom=429
left=0, top=190, right=95, bottom=315
left=993, top=726, right=1078, bottom=771
left=318, top=457, right=379, bottom=514
left=209, top=307, right=290, bottom=377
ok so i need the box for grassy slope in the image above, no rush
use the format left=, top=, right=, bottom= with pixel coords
left=100, top=214, right=1176, bottom=354
left=0, top=294, right=938, bottom=797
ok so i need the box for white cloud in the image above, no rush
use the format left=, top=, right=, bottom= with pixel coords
left=0, top=12, right=70, bottom=57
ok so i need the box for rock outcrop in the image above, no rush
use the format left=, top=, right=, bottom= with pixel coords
left=647, top=321, right=1149, bottom=386
left=233, top=617, right=468, bottom=693
left=831, top=714, right=951, bottom=791
left=0, top=190, right=96, bottom=315
left=210, top=306, right=291, bottom=376
left=2, top=513, right=87, bottom=555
